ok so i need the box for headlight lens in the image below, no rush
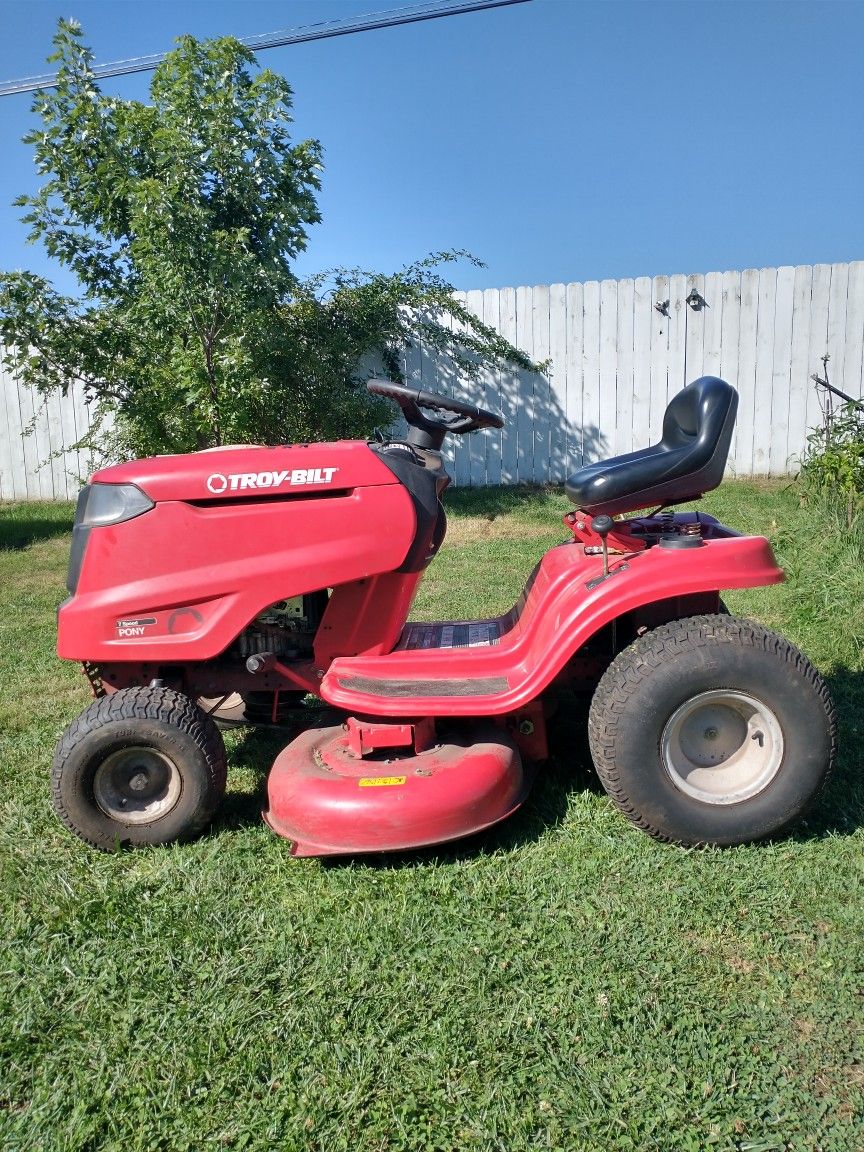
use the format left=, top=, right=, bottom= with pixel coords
left=77, top=483, right=154, bottom=527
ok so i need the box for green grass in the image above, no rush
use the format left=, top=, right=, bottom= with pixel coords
left=1, top=484, right=863, bottom=1151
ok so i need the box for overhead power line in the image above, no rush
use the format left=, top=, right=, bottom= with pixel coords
left=0, top=0, right=530, bottom=97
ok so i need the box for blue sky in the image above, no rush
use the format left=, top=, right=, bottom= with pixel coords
left=0, top=0, right=862, bottom=293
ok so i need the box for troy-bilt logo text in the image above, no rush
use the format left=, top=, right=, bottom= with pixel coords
left=206, top=467, right=339, bottom=495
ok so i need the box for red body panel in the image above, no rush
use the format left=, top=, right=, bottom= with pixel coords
left=58, top=442, right=418, bottom=663
left=321, top=530, right=784, bottom=716
left=315, top=571, right=424, bottom=664
left=264, top=722, right=527, bottom=856
left=60, top=443, right=784, bottom=717
left=90, top=440, right=396, bottom=503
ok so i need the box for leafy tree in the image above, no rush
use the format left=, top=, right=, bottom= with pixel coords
left=0, top=20, right=532, bottom=459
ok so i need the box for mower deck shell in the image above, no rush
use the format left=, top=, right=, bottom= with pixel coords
left=264, top=722, right=527, bottom=856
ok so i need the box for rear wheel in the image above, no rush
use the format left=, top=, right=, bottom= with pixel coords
left=587, top=615, right=836, bottom=845
left=52, top=686, right=227, bottom=851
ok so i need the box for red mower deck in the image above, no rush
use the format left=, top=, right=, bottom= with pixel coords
left=264, top=720, right=527, bottom=856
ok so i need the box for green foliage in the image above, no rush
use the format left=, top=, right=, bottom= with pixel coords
left=797, top=370, right=864, bottom=528
left=0, top=21, right=533, bottom=460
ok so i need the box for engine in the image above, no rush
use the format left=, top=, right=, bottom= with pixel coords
left=230, top=591, right=328, bottom=662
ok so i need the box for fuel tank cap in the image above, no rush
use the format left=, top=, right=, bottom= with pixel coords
left=658, top=533, right=705, bottom=549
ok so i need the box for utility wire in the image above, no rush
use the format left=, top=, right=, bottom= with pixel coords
left=0, top=0, right=530, bottom=97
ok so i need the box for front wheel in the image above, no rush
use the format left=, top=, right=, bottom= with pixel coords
left=52, top=686, right=228, bottom=851
left=587, top=615, right=836, bottom=846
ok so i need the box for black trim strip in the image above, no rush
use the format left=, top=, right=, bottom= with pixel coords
left=186, top=488, right=354, bottom=509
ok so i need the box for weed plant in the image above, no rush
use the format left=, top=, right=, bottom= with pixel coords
left=797, top=385, right=864, bottom=530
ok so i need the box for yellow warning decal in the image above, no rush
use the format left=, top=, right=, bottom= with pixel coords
left=358, top=776, right=407, bottom=788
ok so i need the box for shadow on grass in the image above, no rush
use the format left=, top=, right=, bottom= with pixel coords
left=355, top=694, right=597, bottom=868
left=218, top=724, right=302, bottom=832
left=794, top=665, right=864, bottom=840
left=442, top=484, right=565, bottom=519
left=362, top=749, right=595, bottom=870
left=216, top=673, right=864, bottom=858
left=0, top=512, right=75, bottom=551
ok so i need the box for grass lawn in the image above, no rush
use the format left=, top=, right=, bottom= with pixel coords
left=1, top=482, right=862, bottom=1151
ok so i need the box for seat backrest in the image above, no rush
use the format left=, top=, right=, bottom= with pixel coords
left=564, top=376, right=738, bottom=515
left=662, top=376, right=734, bottom=451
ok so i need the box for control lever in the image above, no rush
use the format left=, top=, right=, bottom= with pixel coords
left=591, top=514, right=614, bottom=578
left=245, top=651, right=312, bottom=693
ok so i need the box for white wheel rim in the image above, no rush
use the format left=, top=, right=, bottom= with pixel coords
left=661, top=690, right=784, bottom=805
left=93, top=747, right=182, bottom=825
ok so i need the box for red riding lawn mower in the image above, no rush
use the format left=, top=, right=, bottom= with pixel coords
left=53, top=376, right=836, bottom=854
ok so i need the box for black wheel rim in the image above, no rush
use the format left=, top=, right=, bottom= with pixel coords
left=93, top=747, right=182, bottom=825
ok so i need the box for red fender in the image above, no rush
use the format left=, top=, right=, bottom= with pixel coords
left=321, top=531, right=783, bottom=716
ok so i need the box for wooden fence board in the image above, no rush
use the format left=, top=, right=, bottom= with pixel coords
left=598, top=279, right=618, bottom=461
left=649, top=275, right=670, bottom=446
left=684, top=272, right=706, bottom=383
left=464, top=289, right=487, bottom=485
left=74, top=379, right=100, bottom=479
left=827, top=261, right=850, bottom=394
left=736, top=268, right=761, bottom=475
left=46, top=388, right=70, bottom=499
left=31, top=389, right=55, bottom=499
left=843, top=261, right=864, bottom=400
left=769, top=265, right=796, bottom=474
left=548, top=282, right=568, bottom=480
left=15, top=382, right=40, bottom=499
left=482, top=287, right=504, bottom=486
left=668, top=273, right=687, bottom=396
left=564, top=281, right=584, bottom=467
left=582, top=280, right=601, bottom=463
left=498, top=287, right=519, bottom=484
left=531, top=284, right=551, bottom=484
left=5, top=368, right=29, bottom=500
left=719, top=270, right=741, bottom=470
left=752, top=267, right=777, bottom=474
left=0, top=359, right=14, bottom=501
left=806, top=265, right=833, bottom=448
left=631, top=276, right=652, bottom=457
left=702, top=270, right=723, bottom=379
left=787, top=264, right=814, bottom=471
left=444, top=308, right=471, bottom=485
left=515, top=285, right=535, bottom=483
left=615, top=278, right=634, bottom=456
left=59, top=382, right=82, bottom=494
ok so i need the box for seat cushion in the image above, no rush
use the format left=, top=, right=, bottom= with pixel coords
left=565, top=377, right=738, bottom=515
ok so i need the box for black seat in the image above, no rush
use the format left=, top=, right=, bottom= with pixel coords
left=565, top=376, right=738, bottom=516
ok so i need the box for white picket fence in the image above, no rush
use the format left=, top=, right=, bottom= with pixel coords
left=2, top=260, right=863, bottom=500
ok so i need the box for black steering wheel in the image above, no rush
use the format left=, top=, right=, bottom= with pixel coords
left=366, top=378, right=503, bottom=450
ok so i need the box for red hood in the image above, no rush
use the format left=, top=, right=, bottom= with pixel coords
left=90, top=440, right=399, bottom=502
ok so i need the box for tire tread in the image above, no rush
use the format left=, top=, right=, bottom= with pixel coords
left=52, top=686, right=227, bottom=850
left=587, top=614, right=837, bottom=843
